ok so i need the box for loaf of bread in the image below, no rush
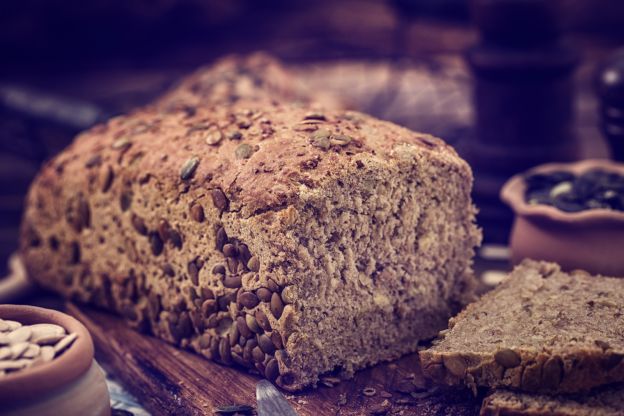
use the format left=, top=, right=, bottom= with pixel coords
left=20, top=97, right=480, bottom=390
left=157, top=52, right=341, bottom=112
left=481, top=385, right=624, bottom=416
left=420, top=260, right=624, bottom=395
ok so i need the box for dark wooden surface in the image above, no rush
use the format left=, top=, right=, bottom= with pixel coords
left=67, top=303, right=482, bottom=416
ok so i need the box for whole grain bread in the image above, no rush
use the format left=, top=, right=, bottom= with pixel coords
left=420, top=260, right=624, bottom=395
left=481, top=385, right=624, bottom=416
left=20, top=74, right=480, bottom=391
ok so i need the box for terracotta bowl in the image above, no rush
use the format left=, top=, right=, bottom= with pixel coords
left=0, top=305, right=110, bottom=416
left=501, top=159, right=624, bottom=277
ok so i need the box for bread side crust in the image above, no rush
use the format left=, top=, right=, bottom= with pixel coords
left=481, top=386, right=624, bottom=416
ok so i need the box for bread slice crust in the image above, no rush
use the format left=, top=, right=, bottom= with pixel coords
left=481, top=385, right=624, bottom=416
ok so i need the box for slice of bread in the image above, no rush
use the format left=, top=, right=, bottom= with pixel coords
left=420, top=260, right=624, bottom=394
left=481, top=385, right=624, bottom=416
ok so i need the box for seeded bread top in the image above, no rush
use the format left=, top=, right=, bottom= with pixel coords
left=430, top=260, right=624, bottom=355
left=156, top=52, right=341, bottom=111
left=46, top=100, right=468, bottom=219
left=482, top=385, right=624, bottom=416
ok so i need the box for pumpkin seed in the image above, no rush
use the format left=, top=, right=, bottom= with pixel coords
left=235, top=143, right=254, bottom=159
left=205, top=129, right=223, bottom=146
left=310, top=130, right=331, bottom=150
left=111, top=138, right=132, bottom=150
left=180, top=157, right=200, bottom=180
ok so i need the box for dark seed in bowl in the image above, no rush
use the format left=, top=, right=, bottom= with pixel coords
left=524, top=169, right=624, bottom=213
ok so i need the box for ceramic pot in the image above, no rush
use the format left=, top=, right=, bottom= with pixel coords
left=0, top=305, right=110, bottom=416
left=501, top=159, right=624, bottom=277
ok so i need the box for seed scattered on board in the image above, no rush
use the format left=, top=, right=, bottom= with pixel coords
left=0, top=319, right=78, bottom=377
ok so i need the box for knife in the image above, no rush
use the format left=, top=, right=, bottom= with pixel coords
left=256, top=380, right=299, bottom=416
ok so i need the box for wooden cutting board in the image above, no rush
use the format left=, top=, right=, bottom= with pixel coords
left=67, top=303, right=482, bottom=416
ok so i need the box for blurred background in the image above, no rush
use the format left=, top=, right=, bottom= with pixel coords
left=2, top=0, right=624, bottom=275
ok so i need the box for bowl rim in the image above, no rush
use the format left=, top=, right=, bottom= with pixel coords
left=500, top=159, right=624, bottom=225
left=0, top=304, right=94, bottom=402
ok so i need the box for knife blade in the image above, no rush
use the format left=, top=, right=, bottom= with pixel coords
left=256, top=380, right=299, bottom=416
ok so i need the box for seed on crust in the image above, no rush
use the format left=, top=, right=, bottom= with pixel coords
left=180, top=157, right=200, bottom=180
left=239, top=292, right=260, bottom=309
left=256, top=288, right=272, bottom=302
left=131, top=214, right=148, bottom=235
left=494, top=348, right=521, bottom=368
left=265, top=358, right=279, bottom=382
left=190, top=204, right=205, bottom=222
left=211, top=189, right=229, bottom=212
left=247, top=256, right=260, bottom=272
left=443, top=355, right=467, bottom=377
left=224, top=275, right=242, bottom=289
left=257, top=334, right=275, bottom=355
left=270, top=292, right=284, bottom=319
left=149, top=232, right=164, bottom=256
left=215, top=227, right=228, bottom=251
left=255, top=309, right=271, bottom=332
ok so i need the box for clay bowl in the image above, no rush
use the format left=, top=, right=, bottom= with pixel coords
left=0, top=304, right=110, bottom=416
left=501, top=159, right=624, bottom=277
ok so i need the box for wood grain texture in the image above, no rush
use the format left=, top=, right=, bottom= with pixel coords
left=67, top=303, right=482, bottom=416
